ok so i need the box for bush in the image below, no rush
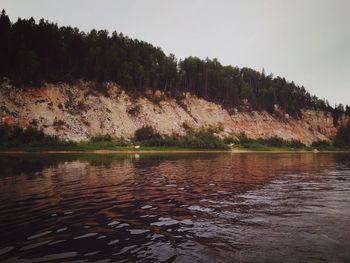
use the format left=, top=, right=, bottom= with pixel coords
left=134, top=126, right=161, bottom=141
left=90, top=134, right=112, bottom=142
left=223, top=136, right=237, bottom=144
left=259, top=137, right=286, bottom=147
left=21, top=126, right=45, bottom=142
left=139, top=129, right=229, bottom=150
left=114, top=137, right=132, bottom=147
left=0, top=124, right=74, bottom=147
left=311, top=140, right=331, bottom=150
left=86, top=135, right=132, bottom=147
left=241, top=141, right=269, bottom=150
left=237, top=134, right=305, bottom=149
left=333, top=124, right=350, bottom=148
left=0, top=125, right=46, bottom=143
left=238, top=132, right=251, bottom=144
left=289, top=139, right=306, bottom=148
left=184, top=130, right=228, bottom=149
left=205, top=123, right=224, bottom=134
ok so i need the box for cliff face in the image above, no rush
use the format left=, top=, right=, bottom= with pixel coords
left=0, top=81, right=348, bottom=145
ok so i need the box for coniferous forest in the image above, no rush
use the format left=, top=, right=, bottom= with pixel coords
left=0, top=10, right=349, bottom=119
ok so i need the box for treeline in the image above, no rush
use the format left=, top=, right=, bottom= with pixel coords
left=0, top=10, right=349, bottom=118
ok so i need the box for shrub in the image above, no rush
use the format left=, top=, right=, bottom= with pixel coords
left=289, top=139, right=306, bottom=148
left=223, top=136, right=237, bottom=144
left=87, top=135, right=132, bottom=147
left=0, top=125, right=45, bottom=143
left=204, top=123, right=224, bottom=134
left=90, top=134, right=112, bottom=142
left=21, top=126, right=45, bottom=142
left=260, top=137, right=286, bottom=147
left=114, top=137, right=132, bottom=147
left=241, top=141, right=269, bottom=150
left=333, top=124, right=350, bottom=148
left=186, top=130, right=228, bottom=149
left=238, top=132, right=251, bottom=144
left=217, top=122, right=224, bottom=132
left=134, top=126, right=161, bottom=141
left=0, top=124, right=74, bottom=147
left=139, top=129, right=229, bottom=150
left=237, top=134, right=305, bottom=149
left=311, top=140, right=331, bottom=150
left=139, top=135, right=177, bottom=147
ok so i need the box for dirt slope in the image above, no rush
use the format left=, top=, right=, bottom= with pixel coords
left=0, top=81, right=348, bottom=145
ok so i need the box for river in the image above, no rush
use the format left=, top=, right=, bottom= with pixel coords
left=0, top=153, right=349, bottom=262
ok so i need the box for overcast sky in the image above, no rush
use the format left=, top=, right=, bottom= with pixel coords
left=2, top=0, right=350, bottom=105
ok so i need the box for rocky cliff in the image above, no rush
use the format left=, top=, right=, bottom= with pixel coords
left=0, top=81, right=348, bottom=145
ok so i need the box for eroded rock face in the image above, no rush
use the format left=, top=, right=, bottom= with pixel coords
left=0, top=81, right=348, bottom=145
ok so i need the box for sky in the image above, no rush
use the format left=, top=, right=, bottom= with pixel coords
left=2, top=0, right=350, bottom=106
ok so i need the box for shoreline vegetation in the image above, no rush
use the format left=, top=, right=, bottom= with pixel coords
left=0, top=124, right=349, bottom=153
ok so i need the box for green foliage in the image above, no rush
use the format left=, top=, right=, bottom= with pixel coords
left=181, top=130, right=228, bottom=149
left=331, top=104, right=346, bottom=126
left=139, top=130, right=228, bottom=150
left=289, top=139, right=306, bottom=149
left=333, top=124, right=350, bottom=148
left=237, top=133, right=306, bottom=149
left=134, top=126, right=161, bottom=141
left=311, top=140, right=331, bottom=150
left=204, top=123, right=224, bottom=133
left=112, top=138, right=132, bottom=147
left=223, top=136, right=237, bottom=144
left=237, top=132, right=250, bottom=144
left=90, top=134, right=112, bottom=142
left=85, top=135, right=132, bottom=148
left=240, top=141, right=270, bottom=151
left=0, top=124, right=74, bottom=148
left=259, top=137, right=286, bottom=147
left=0, top=10, right=345, bottom=118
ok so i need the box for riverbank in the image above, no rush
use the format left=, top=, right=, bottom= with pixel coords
left=1, top=145, right=349, bottom=154
left=1, top=124, right=350, bottom=154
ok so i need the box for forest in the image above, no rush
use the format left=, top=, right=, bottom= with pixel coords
left=0, top=10, right=349, bottom=119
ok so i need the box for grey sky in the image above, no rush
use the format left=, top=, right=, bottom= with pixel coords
left=2, top=0, right=350, bottom=105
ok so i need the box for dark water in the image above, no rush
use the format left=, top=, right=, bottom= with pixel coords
left=0, top=153, right=349, bottom=263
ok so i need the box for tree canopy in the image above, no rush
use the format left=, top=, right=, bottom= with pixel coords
left=0, top=10, right=347, bottom=118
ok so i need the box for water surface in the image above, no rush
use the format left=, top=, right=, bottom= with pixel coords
left=0, top=153, right=349, bottom=262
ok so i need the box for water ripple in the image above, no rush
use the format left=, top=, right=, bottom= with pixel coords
left=0, top=153, right=349, bottom=262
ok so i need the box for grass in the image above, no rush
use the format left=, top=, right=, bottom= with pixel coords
left=2, top=140, right=350, bottom=153
left=234, top=143, right=305, bottom=152
left=235, top=143, right=350, bottom=152
left=0, top=125, right=349, bottom=153
left=0, top=144, right=224, bottom=152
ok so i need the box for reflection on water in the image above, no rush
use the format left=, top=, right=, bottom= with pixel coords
left=0, top=153, right=349, bottom=262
